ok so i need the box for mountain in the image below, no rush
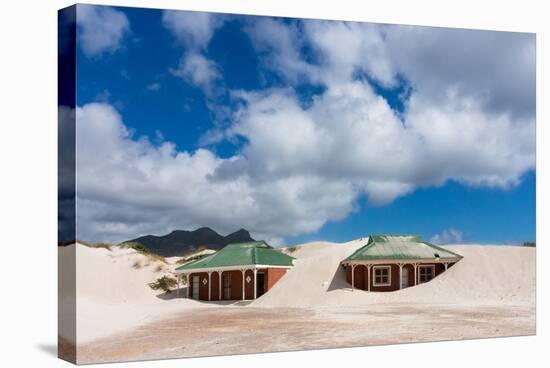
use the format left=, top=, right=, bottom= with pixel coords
left=120, top=227, right=255, bottom=257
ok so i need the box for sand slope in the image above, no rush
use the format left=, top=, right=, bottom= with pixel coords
left=60, top=240, right=535, bottom=345
left=59, top=244, right=215, bottom=344
left=252, top=242, right=536, bottom=308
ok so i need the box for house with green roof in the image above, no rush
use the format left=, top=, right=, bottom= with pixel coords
left=175, top=241, right=295, bottom=301
left=341, top=235, right=463, bottom=292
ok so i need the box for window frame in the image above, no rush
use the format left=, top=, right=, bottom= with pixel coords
left=372, top=265, right=392, bottom=287
left=418, top=265, right=436, bottom=284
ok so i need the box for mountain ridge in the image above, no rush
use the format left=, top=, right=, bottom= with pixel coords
left=120, top=227, right=255, bottom=257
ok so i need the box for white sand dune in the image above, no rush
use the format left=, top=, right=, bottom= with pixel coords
left=59, top=244, right=215, bottom=344
left=60, top=240, right=535, bottom=345
left=252, top=241, right=535, bottom=308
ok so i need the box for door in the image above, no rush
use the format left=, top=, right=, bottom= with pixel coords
left=192, top=276, right=200, bottom=300
left=401, top=268, right=409, bottom=288
left=223, top=274, right=231, bottom=300
left=256, top=272, right=265, bottom=297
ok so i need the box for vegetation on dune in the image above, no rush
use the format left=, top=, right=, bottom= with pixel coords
left=175, top=253, right=211, bottom=265
left=286, top=246, right=297, bottom=253
left=120, top=241, right=149, bottom=253
left=523, top=241, right=536, bottom=247
left=149, top=275, right=178, bottom=293
left=120, top=241, right=167, bottom=263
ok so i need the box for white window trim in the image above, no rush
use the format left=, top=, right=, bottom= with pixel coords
left=372, top=265, right=392, bottom=287
left=418, top=265, right=436, bottom=284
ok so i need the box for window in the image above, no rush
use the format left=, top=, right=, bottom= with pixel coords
left=373, top=266, right=391, bottom=286
left=418, top=265, right=435, bottom=284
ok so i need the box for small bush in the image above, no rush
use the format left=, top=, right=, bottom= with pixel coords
left=155, top=264, right=164, bottom=272
left=286, top=246, right=297, bottom=253
left=132, top=261, right=142, bottom=269
left=149, top=276, right=178, bottom=293
left=121, top=242, right=150, bottom=254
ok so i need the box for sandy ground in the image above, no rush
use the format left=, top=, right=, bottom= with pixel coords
left=77, top=303, right=534, bottom=364
left=59, top=240, right=536, bottom=364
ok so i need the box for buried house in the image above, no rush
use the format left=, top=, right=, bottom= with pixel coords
left=175, top=241, right=295, bottom=301
left=341, top=235, right=463, bottom=292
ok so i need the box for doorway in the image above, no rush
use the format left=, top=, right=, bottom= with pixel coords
left=401, top=268, right=409, bottom=289
left=256, top=272, right=265, bottom=297
left=223, top=273, right=231, bottom=300
left=192, top=276, right=199, bottom=300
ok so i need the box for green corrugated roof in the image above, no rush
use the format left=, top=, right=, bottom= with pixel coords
left=175, top=241, right=295, bottom=271
left=342, top=234, right=463, bottom=262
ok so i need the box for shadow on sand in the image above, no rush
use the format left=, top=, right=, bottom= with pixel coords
left=155, top=287, right=242, bottom=306
left=327, top=263, right=351, bottom=292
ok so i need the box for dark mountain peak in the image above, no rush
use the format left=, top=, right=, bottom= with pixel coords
left=225, top=228, right=253, bottom=242
left=123, top=227, right=255, bottom=257
left=193, top=227, right=218, bottom=235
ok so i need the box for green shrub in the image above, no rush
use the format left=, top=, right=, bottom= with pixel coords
left=121, top=241, right=150, bottom=254
left=149, top=276, right=178, bottom=293
left=286, top=246, right=297, bottom=253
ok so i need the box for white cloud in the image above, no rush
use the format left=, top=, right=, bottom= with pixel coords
left=162, top=10, right=225, bottom=50
left=75, top=103, right=356, bottom=243
left=431, top=228, right=464, bottom=244
left=162, top=10, right=226, bottom=96
left=221, top=81, right=534, bottom=209
left=304, top=20, right=397, bottom=87
left=245, top=18, right=321, bottom=84
left=382, top=25, right=536, bottom=119
left=171, top=52, right=221, bottom=96
left=72, top=19, right=535, bottom=244
left=77, top=5, right=130, bottom=57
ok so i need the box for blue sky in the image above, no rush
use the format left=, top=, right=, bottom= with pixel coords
left=70, top=5, right=536, bottom=245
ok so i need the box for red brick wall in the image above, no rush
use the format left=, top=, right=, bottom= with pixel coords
left=403, top=264, right=414, bottom=286
left=211, top=272, right=220, bottom=301
left=345, top=262, right=447, bottom=291
left=245, top=269, right=255, bottom=299
left=225, top=270, right=244, bottom=300
left=189, top=267, right=290, bottom=301
left=266, top=268, right=288, bottom=291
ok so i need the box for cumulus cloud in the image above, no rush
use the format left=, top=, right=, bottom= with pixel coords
left=171, top=52, right=222, bottom=96
left=73, top=18, right=535, bottom=244
left=431, top=228, right=464, bottom=245
left=162, top=10, right=225, bottom=50
left=77, top=4, right=130, bottom=57
left=233, top=18, right=535, bottom=193
left=162, top=10, right=226, bottom=96
left=245, top=18, right=321, bottom=84
left=75, top=103, right=356, bottom=243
